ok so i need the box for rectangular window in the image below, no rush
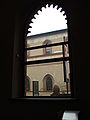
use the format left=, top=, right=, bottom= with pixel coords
left=25, top=30, right=71, bottom=97
left=33, top=81, right=39, bottom=96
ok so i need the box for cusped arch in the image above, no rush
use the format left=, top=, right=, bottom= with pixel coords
left=25, top=3, right=67, bottom=37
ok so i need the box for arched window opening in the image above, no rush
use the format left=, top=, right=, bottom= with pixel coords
left=46, top=76, right=53, bottom=91
left=43, top=74, right=53, bottom=92
left=24, top=4, right=71, bottom=97
left=43, top=40, right=52, bottom=55
left=26, top=76, right=30, bottom=91
left=45, top=42, right=50, bottom=55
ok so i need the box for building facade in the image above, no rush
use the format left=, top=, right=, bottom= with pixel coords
left=25, top=29, right=71, bottom=96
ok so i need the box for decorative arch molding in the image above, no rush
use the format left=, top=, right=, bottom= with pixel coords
left=26, top=76, right=30, bottom=80
left=43, top=39, right=51, bottom=45
left=43, top=74, right=54, bottom=91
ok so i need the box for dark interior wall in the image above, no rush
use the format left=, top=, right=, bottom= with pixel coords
left=0, top=0, right=90, bottom=118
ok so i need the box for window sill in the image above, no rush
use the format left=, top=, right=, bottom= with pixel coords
left=9, top=97, right=78, bottom=101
